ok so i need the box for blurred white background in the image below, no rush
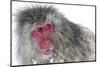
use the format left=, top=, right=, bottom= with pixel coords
left=0, top=0, right=100, bottom=67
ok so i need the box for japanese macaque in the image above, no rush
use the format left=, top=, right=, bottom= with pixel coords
left=15, top=6, right=95, bottom=65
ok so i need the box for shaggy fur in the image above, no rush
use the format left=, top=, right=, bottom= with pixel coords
left=16, top=6, right=95, bottom=65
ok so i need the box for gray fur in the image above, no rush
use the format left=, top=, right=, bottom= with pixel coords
left=16, top=6, right=95, bottom=65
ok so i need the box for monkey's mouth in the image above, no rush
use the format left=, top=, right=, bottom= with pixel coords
left=41, top=49, right=53, bottom=55
left=39, top=41, right=54, bottom=55
left=40, top=46, right=54, bottom=55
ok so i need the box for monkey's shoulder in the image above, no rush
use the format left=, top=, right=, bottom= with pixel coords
left=79, top=25, right=95, bottom=41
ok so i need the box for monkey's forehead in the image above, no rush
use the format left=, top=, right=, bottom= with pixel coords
left=16, top=6, right=58, bottom=24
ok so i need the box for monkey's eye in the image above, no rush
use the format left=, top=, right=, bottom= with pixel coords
left=44, top=24, right=51, bottom=30
left=37, top=27, right=43, bottom=32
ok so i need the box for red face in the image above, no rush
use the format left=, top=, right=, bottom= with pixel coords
left=31, top=21, right=54, bottom=54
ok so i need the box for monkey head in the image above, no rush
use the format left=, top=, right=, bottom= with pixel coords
left=31, top=20, right=54, bottom=54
